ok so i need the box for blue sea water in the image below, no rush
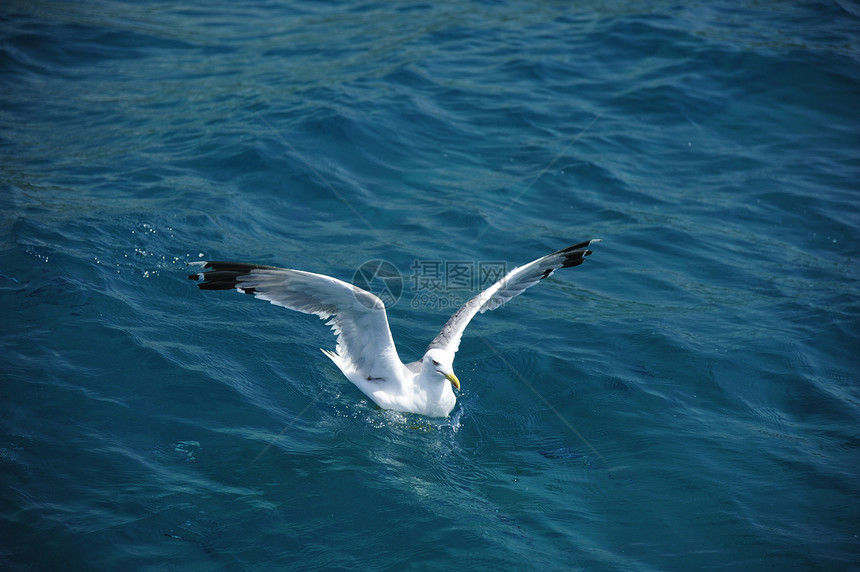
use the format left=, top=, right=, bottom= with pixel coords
left=2, top=0, right=859, bottom=569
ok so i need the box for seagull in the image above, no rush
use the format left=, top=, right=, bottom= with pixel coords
left=188, top=239, right=598, bottom=417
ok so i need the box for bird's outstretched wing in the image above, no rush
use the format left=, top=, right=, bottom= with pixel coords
left=427, top=239, right=598, bottom=354
left=188, top=262, right=403, bottom=380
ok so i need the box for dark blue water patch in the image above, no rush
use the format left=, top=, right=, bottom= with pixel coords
left=1, top=16, right=195, bottom=78
left=538, top=446, right=584, bottom=461
left=3, top=0, right=860, bottom=569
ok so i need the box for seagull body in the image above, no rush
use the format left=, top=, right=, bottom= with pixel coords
left=188, top=240, right=597, bottom=417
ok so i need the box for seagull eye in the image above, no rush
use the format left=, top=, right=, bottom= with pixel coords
left=432, top=359, right=439, bottom=366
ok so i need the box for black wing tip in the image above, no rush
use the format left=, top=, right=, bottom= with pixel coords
left=197, top=261, right=281, bottom=273
left=188, top=261, right=276, bottom=292
left=560, top=250, right=591, bottom=269
left=558, top=239, right=599, bottom=267
left=540, top=239, right=599, bottom=279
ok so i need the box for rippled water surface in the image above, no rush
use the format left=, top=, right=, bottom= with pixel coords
left=2, top=1, right=859, bottom=569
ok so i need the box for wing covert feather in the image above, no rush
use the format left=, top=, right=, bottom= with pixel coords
left=427, top=240, right=597, bottom=354
left=189, top=262, right=402, bottom=379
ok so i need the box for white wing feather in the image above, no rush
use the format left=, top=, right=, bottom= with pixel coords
left=427, top=239, right=598, bottom=354
left=188, top=262, right=402, bottom=380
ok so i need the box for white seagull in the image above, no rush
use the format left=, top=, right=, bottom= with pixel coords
left=188, top=239, right=598, bottom=417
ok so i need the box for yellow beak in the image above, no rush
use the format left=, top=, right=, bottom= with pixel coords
left=445, top=372, right=461, bottom=391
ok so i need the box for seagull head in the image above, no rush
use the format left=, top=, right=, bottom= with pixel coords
left=423, top=348, right=460, bottom=390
